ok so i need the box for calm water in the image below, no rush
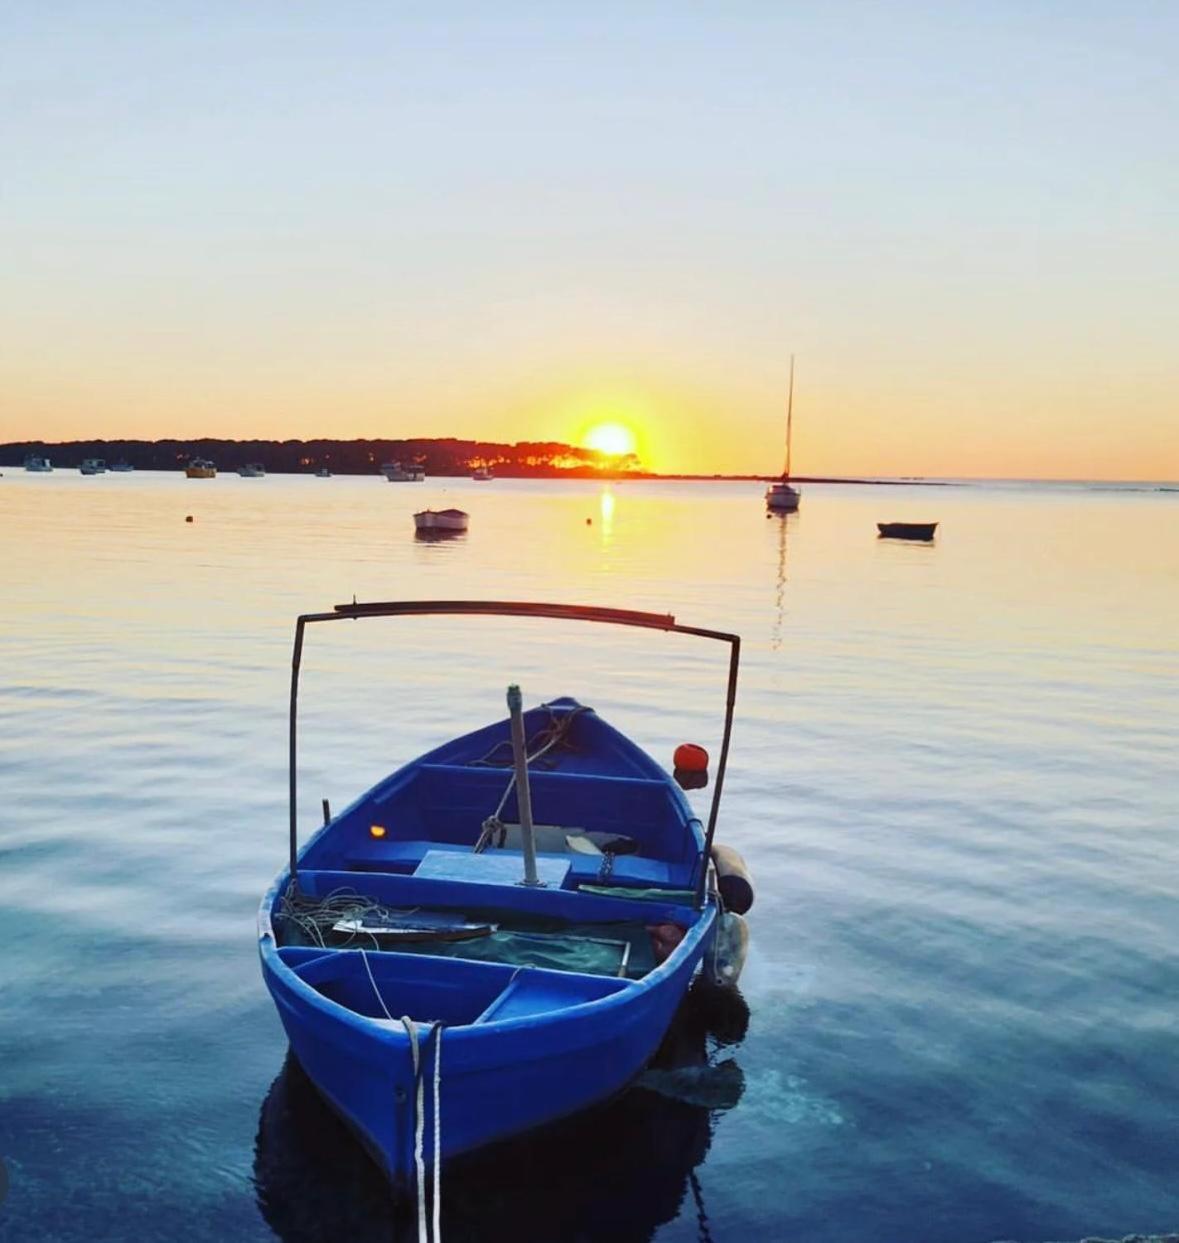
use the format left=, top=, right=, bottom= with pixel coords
left=1, top=471, right=1177, bottom=1243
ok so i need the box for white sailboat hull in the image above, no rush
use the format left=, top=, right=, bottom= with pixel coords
left=765, top=481, right=801, bottom=512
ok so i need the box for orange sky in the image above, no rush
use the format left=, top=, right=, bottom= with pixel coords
left=3, top=6, right=1176, bottom=481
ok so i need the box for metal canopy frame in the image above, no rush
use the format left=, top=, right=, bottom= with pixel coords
left=288, top=599, right=741, bottom=905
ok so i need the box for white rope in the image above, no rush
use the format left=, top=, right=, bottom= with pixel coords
left=400, top=1015, right=428, bottom=1243
left=361, top=951, right=442, bottom=1242
left=474, top=705, right=586, bottom=852
left=360, top=949, right=394, bottom=1020
left=432, top=1026, right=442, bottom=1243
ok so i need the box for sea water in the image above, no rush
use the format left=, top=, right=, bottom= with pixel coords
left=0, top=472, right=1176, bottom=1242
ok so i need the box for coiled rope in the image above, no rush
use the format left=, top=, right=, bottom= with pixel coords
left=473, top=703, right=588, bottom=852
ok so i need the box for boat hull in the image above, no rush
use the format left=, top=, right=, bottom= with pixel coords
left=260, top=905, right=713, bottom=1187
left=765, top=482, right=801, bottom=512
left=381, top=462, right=426, bottom=481
left=413, top=509, right=469, bottom=532
left=877, top=521, right=937, bottom=541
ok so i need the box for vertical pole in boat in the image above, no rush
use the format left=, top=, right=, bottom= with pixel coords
left=507, top=684, right=542, bottom=886
left=288, top=617, right=306, bottom=896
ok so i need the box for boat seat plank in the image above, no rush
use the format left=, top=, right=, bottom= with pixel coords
left=414, top=848, right=571, bottom=888
left=341, top=838, right=682, bottom=887
left=474, top=970, right=633, bottom=1024
left=292, top=868, right=698, bottom=927
left=405, top=763, right=670, bottom=790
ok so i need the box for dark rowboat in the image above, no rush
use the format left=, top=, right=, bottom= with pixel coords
left=877, top=521, right=938, bottom=541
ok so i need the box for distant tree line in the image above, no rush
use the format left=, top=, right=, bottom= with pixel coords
left=0, top=437, right=646, bottom=477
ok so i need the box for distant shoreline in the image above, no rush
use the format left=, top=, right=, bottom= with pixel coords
left=7, top=441, right=1170, bottom=486
left=0, top=437, right=951, bottom=485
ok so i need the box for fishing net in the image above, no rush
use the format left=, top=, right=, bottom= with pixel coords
left=276, top=888, right=659, bottom=978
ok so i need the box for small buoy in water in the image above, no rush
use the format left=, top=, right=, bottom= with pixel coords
left=673, top=742, right=709, bottom=772
left=704, top=911, right=750, bottom=988
left=185, top=515, right=194, bottom=523
left=711, top=843, right=755, bottom=914
left=674, top=767, right=708, bottom=791
left=586, top=517, right=592, bottom=525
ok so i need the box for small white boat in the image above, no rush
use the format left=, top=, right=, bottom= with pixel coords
left=79, top=458, right=107, bottom=475
left=110, top=461, right=135, bottom=472
left=413, top=507, right=469, bottom=533
left=765, top=355, right=802, bottom=514
left=472, top=466, right=494, bottom=481
left=314, top=467, right=331, bottom=478
left=24, top=455, right=53, bottom=473
left=238, top=463, right=266, bottom=478
left=381, top=461, right=426, bottom=482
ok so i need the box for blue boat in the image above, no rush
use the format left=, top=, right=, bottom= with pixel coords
left=258, top=600, right=744, bottom=1201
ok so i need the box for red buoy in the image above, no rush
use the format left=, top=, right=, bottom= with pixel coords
left=673, top=742, right=709, bottom=772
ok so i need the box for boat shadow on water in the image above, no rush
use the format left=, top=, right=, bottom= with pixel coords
left=412, top=528, right=467, bottom=543
left=253, top=978, right=749, bottom=1243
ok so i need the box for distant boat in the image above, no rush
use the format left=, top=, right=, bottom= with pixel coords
left=109, top=461, right=135, bottom=473
left=877, top=521, right=938, bottom=541
left=79, top=458, right=107, bottom=475
left=24, top=455, right=53, bottom=473
left=238, top=463, right=266, bottom=478
left=765, top=355, right=801, bottom=513
left=472, top=466, right=494, bottom=481
left=381, top=461, right=426, bottom=482
left=315, top=467, right=332, bottom=478
left=186, top=459, right=217, bottom=479
left=413, top=507, right=469, bottom=533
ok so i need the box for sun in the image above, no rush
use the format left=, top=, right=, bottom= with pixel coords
left=582, top=421, right=637, bottom=458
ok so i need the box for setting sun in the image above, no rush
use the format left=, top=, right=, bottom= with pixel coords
left=582, top=422, right=637, bottom=458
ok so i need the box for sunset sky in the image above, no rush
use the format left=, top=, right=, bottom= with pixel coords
left=3, top=3, right=1176, bottom=479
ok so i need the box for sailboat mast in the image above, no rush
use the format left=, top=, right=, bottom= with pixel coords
left=783, top=354, right=795, bottom=479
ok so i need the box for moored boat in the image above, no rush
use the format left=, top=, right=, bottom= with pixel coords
left=24, top=455, right=53, bottom=473
left=79, top=458, right=107, bottom=475
left=765, top=480, right=801, bottom=512
left=315, top=467, right=332, bottom=478
left=185, top=458, right=217, bottom=479
left=877, top=521, right=938, bottom=541
left=258, top=600, right=747, bottom=1196
left=471, top=466, right=494, bottom=481
left=238, top=462, right=266, bottom=478
left=413, top=507, right=469, bottom=533
left=109, top=461, right=135, bottom=472
left=765, top=354, right=802, bottom=513
left=381, top=461, right=426, bottom=482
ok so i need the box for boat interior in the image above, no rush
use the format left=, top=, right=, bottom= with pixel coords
left=270, top=700, right=710, bottom=1025
left=299, top=699, right=703, bottom=891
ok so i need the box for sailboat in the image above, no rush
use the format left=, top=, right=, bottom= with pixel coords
left=765, top=355, right=801, bottom=513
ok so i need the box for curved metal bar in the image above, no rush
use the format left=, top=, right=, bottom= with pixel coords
left=333, top=599, right=680, bottom=631
left=288, top=599, right=741, bottom=904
